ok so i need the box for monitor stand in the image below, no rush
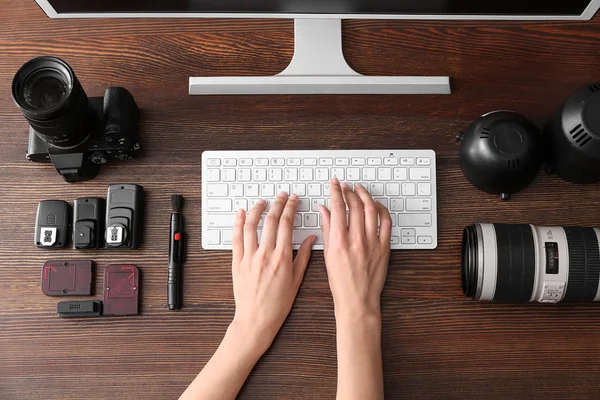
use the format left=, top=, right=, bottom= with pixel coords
left=189, top=18, right=451, bottom=95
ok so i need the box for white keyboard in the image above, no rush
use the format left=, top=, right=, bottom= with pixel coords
left=202, top=150, right=437, bottom=250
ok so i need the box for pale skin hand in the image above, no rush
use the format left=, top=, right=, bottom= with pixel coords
left=319, top=177, right=392, bottom=400
left=180, top=193, right=316, bottom=400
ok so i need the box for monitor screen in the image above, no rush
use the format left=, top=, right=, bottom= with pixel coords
left=43, top=0, right=594, bottom=17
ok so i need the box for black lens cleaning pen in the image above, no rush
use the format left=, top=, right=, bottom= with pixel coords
left=168, top=195, right=185, bottom=310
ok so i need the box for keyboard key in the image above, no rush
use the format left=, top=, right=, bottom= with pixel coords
left=331, top=167, right=345, bottom=181
left=315, top=168, right=329, bottom=181
left=418, top=236, right=433, bottom=244
left=271, top=158, right=285, bottom=166
left=346, top=168, right=360, bottom=181
left=207, top=159, right=221, bottom=167
left=390, top=214, right=397, bottom=227
left=223, top=159, right=237, bottom=166
left=390, top=236, right=400, bottom=245
left=206, top=169, right=220, bottom=182
left=370, top=183, right=384, bottom=196
left=222, top=169, right=236, bottom=182
left=390, top=199, right=404, bottom=211
left=284, top=168, right=298, bottom=181
left=304, top=214, right=319, bottom=227
left=207, top=199, right=232, bottom=212
left=368, top=158, right=382, bottom=166
left=402, top=182, right=416, bottom=196
left=303, top=158, right=317, bottom=166
left=406, top=198, right=432, bottom=211
left=300, top=168, right=313, bottom=181
left=418, top=182, right=431, bottom=196
left=287, top=158, right=301, bottom=166
left=384, top=158, right=398, bottom=166
left=320, top=158, right=333, bottom=166
left=234, top=199, right=247, bottom=211
left=417, top=158, right=431, bottom=166
left=363, top=168, right=376, bottom=181
left=402, top=237, right=416, bottom=244
left=205, top=214, right=236, bottom=228
left=261, top=183, right=275, bottom=197
left=254, top=169, right=267, bottom=182
left=222, top=230, right=234, bottom=245
left=336, top=158, right=350, bottom=166
left=239, top=158, right=253, bottom=166
left=246, top=183, right=259, bottom=197
left=258, top=213, right=267, bottom=227
left=293, top=230, right=323, bottom=245
left=205, top=230, right=221, bottom=245
left=352, top=158, right=366, bottom=166
left=308, top=183, right=321, bottom=196
left=311, top=198, right=325, bottom=211
left=297, top=198, right=310, bottom=212
left=207, top=184, right=228, bottom=197
left=401, top=228, right=416, bottom=237
left=238, top=169, right=251, bottom=182
left=269, top=168, right=283, bottom=181
left=375, top=198, right=388, bottom=208
left=255, top=158, right=269, bottom=166
left=394, top=167, right=407, bottom=181
left=386, top=182, right=400, bottom=196
left=400, top=158, right=414, bottom=166
left=323, top=183, right=331, bottom=196
left=276, top=183, right=290, bottom=195
left=409, top=168, right=431, bottom=181
left=249, top=199, right=262, bottom=209
left=378, top=167, right=392, bottom=181
left=292, top=183, right=306, bottom=196
left=294, top=214, right=302, bottom=227
left=230, top=184, right=244, bottom=197
left=399, top=214, right=432, bottom=227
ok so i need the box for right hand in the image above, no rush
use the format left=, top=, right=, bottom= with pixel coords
left=318, top=178, right=393, bottom=321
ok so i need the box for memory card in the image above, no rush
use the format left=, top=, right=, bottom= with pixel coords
left=41, top=260, right=93, bottom=296
left=103, top=264, right=139, bottom=316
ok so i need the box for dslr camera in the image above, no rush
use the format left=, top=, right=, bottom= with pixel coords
left=12, top=56, right=140, bottom=182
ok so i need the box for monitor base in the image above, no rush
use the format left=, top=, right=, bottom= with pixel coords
left=189, top=18, right=451, bottom=95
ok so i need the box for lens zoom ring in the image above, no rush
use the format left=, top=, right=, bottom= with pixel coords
left=493, top=224, right=536, bottom=302
left=564, top=227, right=600, bottom=302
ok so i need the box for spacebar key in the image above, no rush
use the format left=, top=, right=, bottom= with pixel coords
left=292, top=230, right=323, bottom=245
left=398, top=214, right=432, bottom=227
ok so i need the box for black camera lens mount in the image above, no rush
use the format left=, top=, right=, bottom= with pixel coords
left=12, top=56, right=94, bottom=149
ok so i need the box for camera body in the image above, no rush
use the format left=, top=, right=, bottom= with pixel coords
left=26, top=87, right=140, bottom=181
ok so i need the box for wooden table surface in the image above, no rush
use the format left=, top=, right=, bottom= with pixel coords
left=2, top=2, right=600, bottom=399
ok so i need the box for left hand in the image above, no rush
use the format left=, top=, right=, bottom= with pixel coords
left=230, top=192, right=316, bottom=352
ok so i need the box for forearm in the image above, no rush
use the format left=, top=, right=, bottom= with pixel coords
left=179, top=322, right=267, bottom=400
left=335, top=312, right=384, bottom=400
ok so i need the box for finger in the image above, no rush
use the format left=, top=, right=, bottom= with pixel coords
left=293, top=235, right=316, bottom=285
left=319, top=205, right=331, bottom=250
left=376, top=201, right=393, bottom=247
left=232, top=208, right=246, bottom=266
left=329, top=177, right=348, bottom=233
left=355, top=183, right=378, bottom=237
left=276, top=193, right=298, bottom=253
left=260, top=192, right=288, bottom=250
left=244, top=199, right=267, bottom=254
left=342, top=184, right=365, bottom=237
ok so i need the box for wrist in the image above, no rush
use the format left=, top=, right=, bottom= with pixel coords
left=334, top=306, right=382, bottom=329
left=227, top=319, right=274, bottom=356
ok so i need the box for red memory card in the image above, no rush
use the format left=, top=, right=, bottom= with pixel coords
left=41, top=260, right=93, bottom=296
left=103, top=265, right=139, bottom=316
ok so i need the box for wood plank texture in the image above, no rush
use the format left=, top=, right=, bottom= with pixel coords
left=2, top=1, right=600, bottom=399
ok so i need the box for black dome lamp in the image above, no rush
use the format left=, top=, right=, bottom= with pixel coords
left=457, top=111, right=543, bottom=200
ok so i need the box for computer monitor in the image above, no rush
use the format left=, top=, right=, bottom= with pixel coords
left=35, top=1, right=600, bottom=96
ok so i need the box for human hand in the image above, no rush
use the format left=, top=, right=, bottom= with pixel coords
left=230, top=192, right=316, bottom=353
left=319, top=178, right=392, bottom=322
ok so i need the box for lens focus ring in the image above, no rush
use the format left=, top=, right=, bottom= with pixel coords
left=564, top=227, right=600, bottom=302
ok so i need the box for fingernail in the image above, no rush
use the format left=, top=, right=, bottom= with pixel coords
left=332, top=177, right=339, bottom=185
left=355, top=183, right=363, bottom=190
left=289, top=193, right=298, bottom=200
left=310, top=235, right=317, bottom=244
left=341, top=183, right=348, bottom=190
left=257, top=199, right=266, bottom=204
left=237, top=208, right=244, bottom=216
left=278, top=192, right=288, bottom=198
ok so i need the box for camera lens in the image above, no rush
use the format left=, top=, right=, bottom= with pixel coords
left=462, top=223, right=600, bottom=303
left=12, top=56, right=93, bottom=148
